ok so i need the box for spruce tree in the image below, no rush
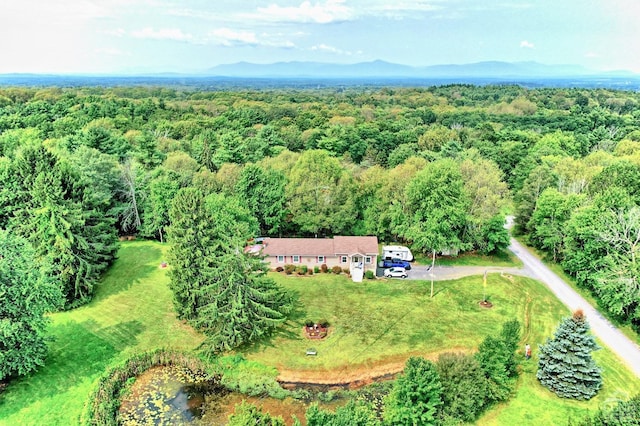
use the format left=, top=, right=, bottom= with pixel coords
left=0, top=231, right=62, bottom=380
left=167, top=188, right=292, bottom=354
left=537, top=310, right=602, bottom=400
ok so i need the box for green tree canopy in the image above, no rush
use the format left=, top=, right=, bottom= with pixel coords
left=400, top=158, right=469, bottom=255
left=383, top=356, right=442, bottom=426
left=0, top=231, right=62, bottom=380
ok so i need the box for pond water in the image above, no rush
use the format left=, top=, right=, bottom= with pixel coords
left=118, top=366, right=344, bottom=425
left=119, top=366, right=211, bottom=424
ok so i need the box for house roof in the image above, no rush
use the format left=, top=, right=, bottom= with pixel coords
left=261, top=236, right=378, bottom=257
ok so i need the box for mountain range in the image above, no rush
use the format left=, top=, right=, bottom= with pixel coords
left=205, top=60, right=633, bottom=79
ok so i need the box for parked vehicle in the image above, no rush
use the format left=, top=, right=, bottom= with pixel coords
left=382, top=245, right=414, bottom=262
left=384, top=267, right=408, bottom=278
left=382, top=257, right=412, bottom=270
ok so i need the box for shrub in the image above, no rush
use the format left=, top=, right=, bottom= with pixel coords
left=275, top=266, right=284, bottom=272
left=318, top=319, right=329, bottom=328
left=331, top=266, right=342, bottom=274
left=307, top=268, right=314, bottom=275
left=296, top=265, right=308, bottom=275
left=365, top=270, right=375, bottom=279
left=314, top=266, right=321, bottom=273
left=284, top=264, right=296, bottom=275
left=342, top=267, right=350, bottom=274
left=320, top=264, right=328, bottom=273
left=305, top=320, right=314, bottom=327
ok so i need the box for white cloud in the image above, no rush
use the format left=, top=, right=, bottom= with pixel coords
left=210, top=28, right=259, bottom=46
left=520, top=40, right=535, bottom=49
left=131, top=27, right=194, bottom=42
left=102, top=28, right=127, bottom=37
left=209, top=28, right=296, bottom=48
left=94, top=47, right=130, bottom=56
left=310, top=43, right=354, bottom=55
left=584, top=52, right=599, bottom=58
left=255, top=0, right=352, bottom=24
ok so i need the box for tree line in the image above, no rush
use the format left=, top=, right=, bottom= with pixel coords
left=1, top=84, right=639, bottom=382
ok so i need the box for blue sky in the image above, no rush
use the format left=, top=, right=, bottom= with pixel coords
left=0, top=0, right=638, bottom=74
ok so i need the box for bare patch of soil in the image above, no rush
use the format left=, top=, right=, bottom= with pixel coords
left=276, top=348, right=471, bottom=387
left=479, top=300, right=493, bottom=308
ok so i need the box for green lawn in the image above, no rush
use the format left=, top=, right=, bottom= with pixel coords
left=413, top=249, right=522, bottom=267
left=247, top=272, right=640, bottom=424
left=0, top=241, right=204, bottom=426
left=1, top=241, right=637, bottom=426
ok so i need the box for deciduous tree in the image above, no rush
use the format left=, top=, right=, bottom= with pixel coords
left=384, top=356, right=442, bottom=426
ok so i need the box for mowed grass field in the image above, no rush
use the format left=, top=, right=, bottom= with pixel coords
left=0, top=241, right=204, bottom=426
left=250, top=272, right=640, bottom=424
left=0, top=241, right=637, bottom=425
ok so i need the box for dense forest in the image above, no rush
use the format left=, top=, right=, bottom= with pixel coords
left=0, top=84, right=638, bottom=333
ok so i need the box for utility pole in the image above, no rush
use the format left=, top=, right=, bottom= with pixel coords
left=430, top=249, right=436, bottom=298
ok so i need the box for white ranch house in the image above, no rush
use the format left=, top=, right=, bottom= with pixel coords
left=259, top=236, right=379, bottom=282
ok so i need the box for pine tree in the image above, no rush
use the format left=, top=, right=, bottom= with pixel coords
left=537, top=310, right=602, bottom=400
left=0, top=231, right=62, bottom=380
left=6, top=142, right=118, bottom=307
left=167, top=189, right=292, bottom=354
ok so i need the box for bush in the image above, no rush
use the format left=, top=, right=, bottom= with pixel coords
left=296, top=265, right=308, bottom=275
left=275, top=266, right=284, bottom=272
left=307, top=268, right=314, bottom=275
left=365, top=270, right=375, bottom=279
left=213, top=354, right=289, bottom=399
left=342, top=267, right=350, bottom=274
left=318, top=319, right=329, bottom=328
left=320, top=264, right=328, bottom=273
left=332, top=266, right=342, bottom=274
left=305, top=320, right=314, bottom=327
left=284, top=264, right=296, bottom=275
left=314, top=266, right=321, bottom=273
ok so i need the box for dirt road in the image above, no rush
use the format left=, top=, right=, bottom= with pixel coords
left=508, top=237, right=640, bottom=378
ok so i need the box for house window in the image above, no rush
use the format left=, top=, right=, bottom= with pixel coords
left=365, top=256, right=372, bottom=264
left=277, top=255, right=284, bottom=263
left=341, top=256, right=348, bottom=263
left=292, top=255, right=300, bottom=263
left=317, top=256, right=325, bottom=263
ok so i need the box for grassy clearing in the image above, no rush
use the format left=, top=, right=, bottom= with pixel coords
left=413, top=249, right=522, bottom=267
left=1, top=241, right=637, bottom=426
left=0, top=241, right=204, bottom=426
left=247, top=272, right=640, bottom=424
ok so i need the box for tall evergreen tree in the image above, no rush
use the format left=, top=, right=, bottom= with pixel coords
left=167, top=188, right=292, bottom=354
left=537, top=310, right=602, bottom=400
left=383, top=357, right=443, bottom=426
left=0, top=231, right=62, bottom=380
left=6, top=142, right=118, bottom=307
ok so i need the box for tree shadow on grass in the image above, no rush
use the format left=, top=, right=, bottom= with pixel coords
left=0, top=319, right=145, bottom=418
left=243, top=291, right=307, bottom=354
left=94, top=243, right=163, bottom=300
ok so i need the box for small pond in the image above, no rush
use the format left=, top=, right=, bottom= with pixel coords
left=118, top=366, right=344, bottom=425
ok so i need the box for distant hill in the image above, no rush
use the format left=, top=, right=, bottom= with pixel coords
left=205, top=60, right=627, bottom=79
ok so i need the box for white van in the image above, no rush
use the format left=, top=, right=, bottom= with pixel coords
left=382, top=245, right=414, bottom=262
